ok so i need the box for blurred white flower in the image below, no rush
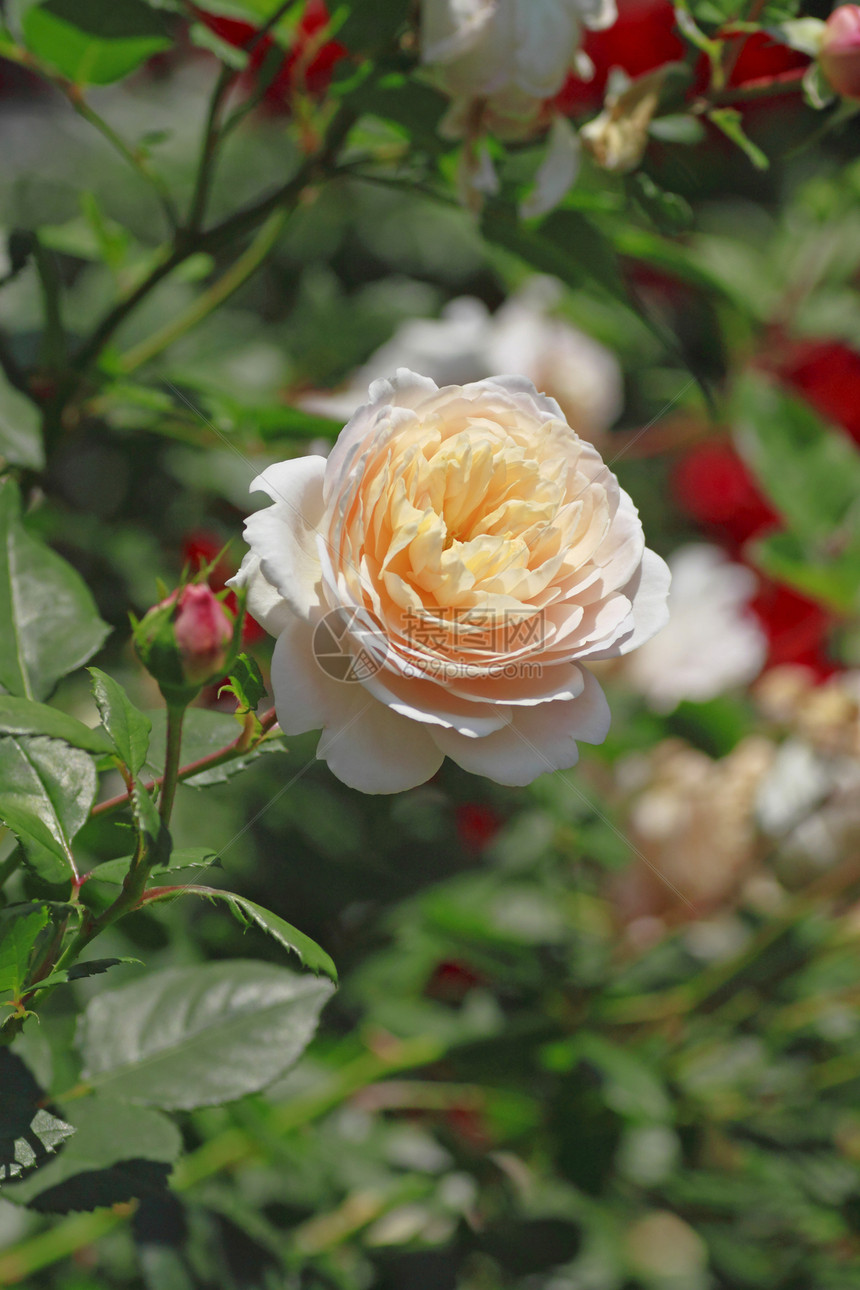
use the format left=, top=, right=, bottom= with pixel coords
left=619, top=736, right=775, bottom=917
left=756, top=736, right=860, bottom=871
left=421, top=0, right=616, bottom=212
left=622, top=544, right=767, bottom=712
left=300, top=277, right=623, bottom=443
left=422, top=0, right=616, bottom=135
left=487, top=277, right=623, bottom=437
left=519, top=114, right=581, bottom=217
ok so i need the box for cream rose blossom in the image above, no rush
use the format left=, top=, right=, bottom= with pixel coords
left=231, top=370, right=670, bottom=793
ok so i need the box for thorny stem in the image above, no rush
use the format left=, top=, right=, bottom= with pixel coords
left=185, top=0, right=302, bottom=232
left=91, top=706, right=279, bottom=818
left=158, top=704, right=186, bottom=825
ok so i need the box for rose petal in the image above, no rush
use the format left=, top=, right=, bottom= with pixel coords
left=589, top=547, right=672, bottom=660
left=317, top=685, right=444, bottom=793
left=237, top=456, right=327, bottom=621
left=269, top=614, right=346, bottom=734
left=431, top=667, right=610, bottom=785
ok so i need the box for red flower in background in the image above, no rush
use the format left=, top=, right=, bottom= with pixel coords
left=672, top=442, right=837, bottom=676
left=672, top=440, right=778, bottom=547
left=194, top=1, right=347, bottom=112
left=770, top=338, right=860, bottom=447
left=182, top=530, right=266, bottom=644
left=425, top=958, right=485, bottom=1003
left=555, top=0, right=807, bottom=115
left=455, top=802, right=502, bottom=853
left=750, top=581, right=836, bottom=679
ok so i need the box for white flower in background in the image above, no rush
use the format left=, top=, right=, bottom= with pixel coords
left=422, top=0, right=616, bottom=131
left=618, top=736, right=774, bottom=919
left=621, top=544, right=767, bottom=712
left=233, top=370, right=670, bottom=793
left=421, top=0, right=616, bottom=213
left=300, top=277, right=623, bottom=443
left=487, top=277, right=623, bottom=437
left=753, top=670, right=860, bottom=871
left=301, top=298, right=494, bottom=422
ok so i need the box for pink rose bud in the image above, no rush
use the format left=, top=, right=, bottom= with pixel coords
left=134, top=582, right=237, bottom=704
left=820, top=5, right=860, bottom=99
left=171, top=584, right=234, bottom=685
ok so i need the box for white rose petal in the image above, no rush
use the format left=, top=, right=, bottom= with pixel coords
left=233, top=370, right=670, bottom=792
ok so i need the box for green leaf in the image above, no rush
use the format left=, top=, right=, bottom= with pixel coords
left=0, top=480, right=110, bottom=701
left=84, top=847, right=220, bottom=886
left=34, top=957, right=141, bottom=991
left=485, top=206, right=626, bottom=302
left=0, top=1048, right=75, bottom=1184
left=609, top=225, right=737, bottom=299
left=21, top=0, right=171, bottom=86
left=220, top=654, right=265, bottom=714
left=708, top=108, right=770, bottom=171
left=733, top=372, right=860, bottom=550
left=0, top=905, right=49, bottom=1015
left=575, top=1034, right=672, bottom=1123
left=627, top=173, right=693, bottom=236
left=88, top=667, right=151, bottom=776
left=750, top=529, right=860, bottom=613
left=0, top=736, right=97, bottom=885
left=335, top=0, right=411, bottom=53
left=0, top=371, right=43, bottom=471
left=186, top=887, right=337, bottom=982
left=347, top=75, right=448, bottom=150
left=77, top=960, right=334, bottom=1110
left=0, top=695, right=111, bottom=754
left=254, top=404, right=347, bottom=442
left=1, top=1095, right=181, bottom=1211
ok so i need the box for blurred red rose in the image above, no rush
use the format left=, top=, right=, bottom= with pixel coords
left=425, top=958, right=485, bottom=1003
left=555, top=0, right=807, bottom=115
left=455, top=802, right=503, bottom=853
left=770, top=338, right=860, bottom=446
left=750, top=580, right=836, bottom=678
left=194, top=1, right=347, bottom=112
left=672, top=440, right=779, bottom=547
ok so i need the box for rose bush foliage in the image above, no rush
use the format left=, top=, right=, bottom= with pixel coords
left=1, top=0, right=860, bottom=1286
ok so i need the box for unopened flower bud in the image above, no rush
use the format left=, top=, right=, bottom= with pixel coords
left=820, top=5, right=860, bottom=99
left=134, top=583, right=236, bottom=704
left=173, top=584, right=234, bottom=684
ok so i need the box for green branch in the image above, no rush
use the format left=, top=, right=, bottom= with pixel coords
left=117, top=210, right=288, bottom=373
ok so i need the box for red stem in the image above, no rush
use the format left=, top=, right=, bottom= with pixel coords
left=91, top=706, right=279, bottom=817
